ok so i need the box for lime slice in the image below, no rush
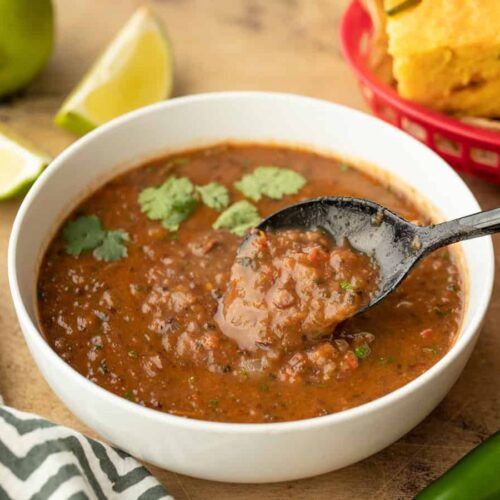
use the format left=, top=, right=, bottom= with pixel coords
left=55, top=7, right=173, bottom=135
left=0, top=126, right=50, bottom=200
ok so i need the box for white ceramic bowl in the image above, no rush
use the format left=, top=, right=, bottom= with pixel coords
left=8, top=92, right=494, bottom=483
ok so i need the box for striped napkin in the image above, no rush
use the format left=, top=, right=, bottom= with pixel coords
left=0, top=397, right=173, bottom=499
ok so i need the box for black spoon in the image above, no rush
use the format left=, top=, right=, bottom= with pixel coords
left=256, top=197, right=500, bottom=314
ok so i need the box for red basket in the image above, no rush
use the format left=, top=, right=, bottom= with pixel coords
left=340, top=0, right=500, bottom=184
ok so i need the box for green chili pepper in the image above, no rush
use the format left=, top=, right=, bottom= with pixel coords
left=415, top=432, right=500, bottom=500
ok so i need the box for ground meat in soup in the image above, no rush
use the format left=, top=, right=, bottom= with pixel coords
left=216, top=228, right=379, bottom=351
left=37, top=144, right=464, bottom=423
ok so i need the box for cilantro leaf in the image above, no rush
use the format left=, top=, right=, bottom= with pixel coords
left=63, top=215, right=105, bottom=256
left=138, top=176, right=197, bottom=231
left=161, top=197, right=198, bottom=231
left=139, top=176, right=195, bottom=220
left=63, top=215, right=129, bottom=261
left=137, top=187, right=168, bottom=220
left=213, top=201, right=260, bottom=236
left=354, top=345, right=370, bottom=359
left=196, top=182, right=230, bottom=210
left=94, top=230, right=129, bottom=262
left=234, top=166, right=306, bottom=201
left=340, top=280, right=354, bottom=290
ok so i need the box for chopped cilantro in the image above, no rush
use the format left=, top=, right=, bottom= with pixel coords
left=128, top=350, right=138, bottom=359
left=378, top=356, right=394, bottom=365
left=138, top=176, right=197, bottom=231
left=63, top=215, right=129, bottom=261
left=94, top=230, right=129, bottom=262
left=196, top=182, right=230, bottom=210
left=139, top=188, right=168, bottom=220
left=213, top=200, right=261, bottom=236
left=339, top=163, right=350, bottom=172
left=208, top=399, right=219, bottom=409
left=340, top=280, right=353, bottom=290
left=63, top=215, right=105, bottom=256
left=259, top=382, right=270, bottom=393
left=234, top=166, right=306, bottom=201
left=423, top=345, right=441, bottom=355
left=355, top=345, right=370, bottom=359
left=123, top=391, right=134, bottom=401
left=161, top=198, right=198, bottom=231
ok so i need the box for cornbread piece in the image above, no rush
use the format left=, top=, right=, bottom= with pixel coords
left=385, top=0, right=500, bottom=117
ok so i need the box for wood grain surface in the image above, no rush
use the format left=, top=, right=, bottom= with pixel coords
left=0, top=1, right=499, bottom=498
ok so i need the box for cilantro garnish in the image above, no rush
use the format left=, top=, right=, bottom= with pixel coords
left=234, top=166, right=306, bottom=201
left=423, top=345, right=441, bottom=355
left=378, top=356, right=394, bottom=365
left=62, top=215, right=129, bottom=262
left=123, top=391, right=135, bottom=401
left=355, top=345, right=370, bottom=359
left=196, top=182, right=230, bottom=211
left=138, top=176, right=198, bottom=231
left=213, top=200, right=261, bottom=236
left=63, top=215, right=105, bottom=256
left=94, top=230, right=129, bottom=262
left=340, top=280, right=354, bottom=290
left=161, top=197, right=198, bottom=231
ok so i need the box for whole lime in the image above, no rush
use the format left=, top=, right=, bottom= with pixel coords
left=0, top=0, right=54, bottom=97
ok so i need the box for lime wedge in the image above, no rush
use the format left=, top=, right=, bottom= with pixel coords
left=0, top=126, right=50, bottom=200
left=55, top=7, right=173, bottom=135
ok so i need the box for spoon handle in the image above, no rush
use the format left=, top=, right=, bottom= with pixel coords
left=419, top=208, right=500, bottom=252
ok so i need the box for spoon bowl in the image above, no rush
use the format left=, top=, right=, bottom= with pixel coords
left=257, top=196, right=500, bottom=313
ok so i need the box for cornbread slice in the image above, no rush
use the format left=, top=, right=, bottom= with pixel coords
left=385, top=0, right=500, bottom=117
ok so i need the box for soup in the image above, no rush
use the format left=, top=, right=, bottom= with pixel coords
left=37, top=144, right=463, bottom=423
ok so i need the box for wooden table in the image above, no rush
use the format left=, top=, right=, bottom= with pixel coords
left=1, top=1, right=499, bottom=498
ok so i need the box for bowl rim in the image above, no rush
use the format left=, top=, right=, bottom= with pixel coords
left=339, top=0, right=500, bottom=146
left=8, top=91, right=495, bottom=434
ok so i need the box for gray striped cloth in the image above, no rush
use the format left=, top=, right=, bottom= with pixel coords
left=0, top=398, right=173, bottom=499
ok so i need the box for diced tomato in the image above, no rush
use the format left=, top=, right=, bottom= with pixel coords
left=307, top=246, right=328, bottom=263
left=345, top=351, right=359, bottom=370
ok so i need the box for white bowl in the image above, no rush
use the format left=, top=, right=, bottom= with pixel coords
left=8, top=92, right=494, bottom=483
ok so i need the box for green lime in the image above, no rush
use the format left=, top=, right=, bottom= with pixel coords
left=0, top=0, right=54, bottom=97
